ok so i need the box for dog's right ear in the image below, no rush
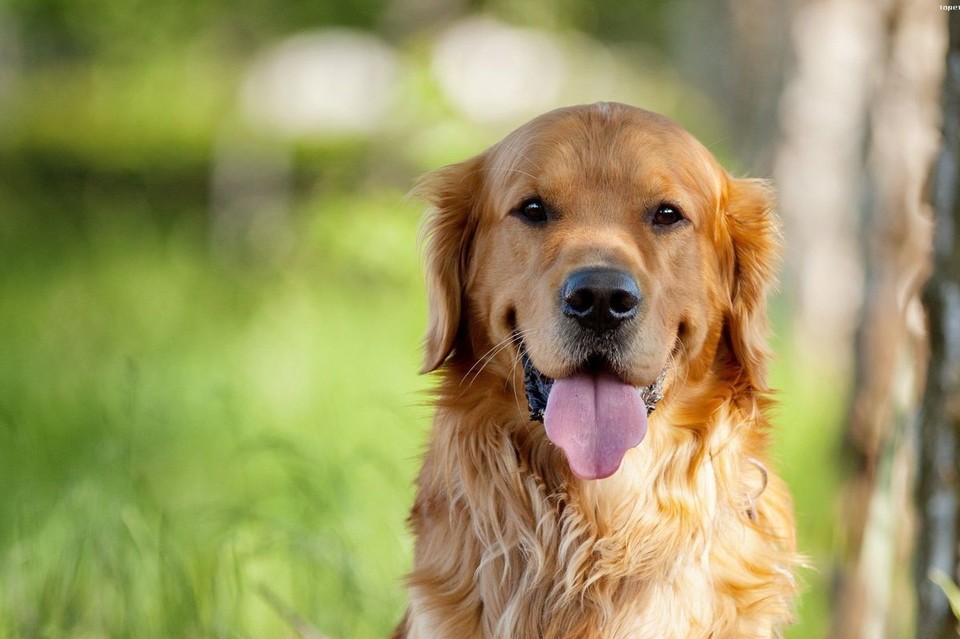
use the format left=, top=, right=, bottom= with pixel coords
left=415, top=154, right=485, bottom=374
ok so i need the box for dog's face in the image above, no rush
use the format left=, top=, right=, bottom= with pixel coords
left=419, top=104, right=779, bottom=479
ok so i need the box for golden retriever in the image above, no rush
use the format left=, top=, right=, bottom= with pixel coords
left=394, top=103, right=799, bottom=639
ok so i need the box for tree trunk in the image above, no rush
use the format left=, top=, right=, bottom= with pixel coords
left=774, top=0, right=878, bottom=378
left=916, top=10, right=960, bottom=639
left=829, top=1, right=945, bottom=637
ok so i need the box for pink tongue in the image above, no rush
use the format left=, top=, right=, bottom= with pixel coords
left=543, top=373, right=648, bottom=480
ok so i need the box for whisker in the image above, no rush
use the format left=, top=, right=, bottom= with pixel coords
left=460, top=331, right=521, bottom=388
left=508, top=345, right=527, bottom=419
left=462, top=330, right=528, bottom=387
left=454, top=327, right=544, bottom=405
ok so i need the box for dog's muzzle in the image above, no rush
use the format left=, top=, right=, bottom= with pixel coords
left=522, top=350, right=666, bottom=422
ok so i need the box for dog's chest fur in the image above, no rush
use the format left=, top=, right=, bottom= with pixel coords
left=400, top=401, right=796, bottom=639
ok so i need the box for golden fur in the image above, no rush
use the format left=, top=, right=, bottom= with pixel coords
left=394, top=103, right=800, bottom=639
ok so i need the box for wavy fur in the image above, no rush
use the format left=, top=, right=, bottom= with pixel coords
left=395, top=103, right=800, bottom=639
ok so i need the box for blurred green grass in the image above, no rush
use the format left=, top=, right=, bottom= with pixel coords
left=0, top=186, right=841, bottom=638
left=0, top=193, right=430, bottom=637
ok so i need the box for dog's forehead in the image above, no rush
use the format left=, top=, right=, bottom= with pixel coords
left=484, top=104, right=723, bottom=216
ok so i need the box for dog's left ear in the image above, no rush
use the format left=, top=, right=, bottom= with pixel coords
left=415, top=154, right=485, bottom=374
left=722, top=177, right=781, bottom=393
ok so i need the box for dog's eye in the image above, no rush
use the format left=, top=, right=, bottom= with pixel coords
left=516, top=198, right=549, bottom=224
left=652, top=204, right=684, bottom=227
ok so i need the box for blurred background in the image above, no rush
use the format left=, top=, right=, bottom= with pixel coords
left=0, top=0, right=949, bottom=637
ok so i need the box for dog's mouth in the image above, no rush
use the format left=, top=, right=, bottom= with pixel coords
left=521, top=347, right=666, bottom=480
left=521, top=350, right=666, bottom=422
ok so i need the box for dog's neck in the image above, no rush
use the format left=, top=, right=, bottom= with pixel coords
left=432, top=357, right=752, bottom=524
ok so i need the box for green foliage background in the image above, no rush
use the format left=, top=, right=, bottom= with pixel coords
left=0, top=1, right=842, bottom=636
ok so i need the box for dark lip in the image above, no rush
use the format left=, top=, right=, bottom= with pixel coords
left=519, top=343, right=666, bottom=423
left=521, top=348, right=554, bottom=422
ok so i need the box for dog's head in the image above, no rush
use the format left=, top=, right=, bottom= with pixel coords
left=417, top=103, right=779, bottom=479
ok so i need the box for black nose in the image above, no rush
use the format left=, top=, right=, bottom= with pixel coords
left=560, top=267, right=641, bottom=332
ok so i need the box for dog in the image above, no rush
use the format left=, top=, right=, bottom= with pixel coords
left=393, top=103, right=799, bottom=639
